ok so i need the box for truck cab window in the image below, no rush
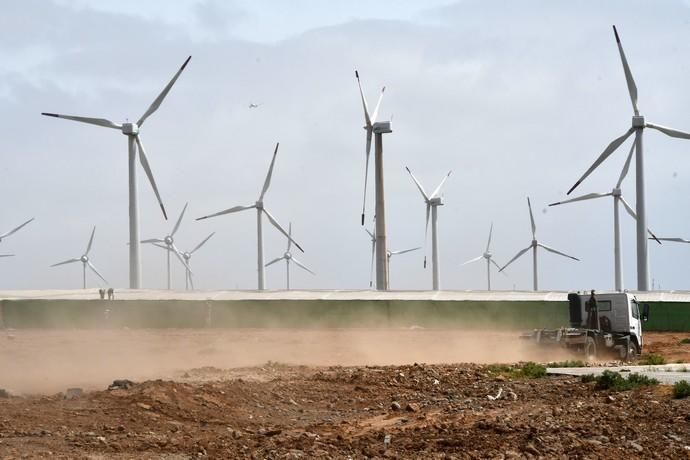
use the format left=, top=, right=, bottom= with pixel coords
left=632, top=302, right=639, bottom=319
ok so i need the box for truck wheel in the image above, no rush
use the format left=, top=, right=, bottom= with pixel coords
left=626, top=341, right=639, bottom=362
left=585, top=336, right=597, bottom=360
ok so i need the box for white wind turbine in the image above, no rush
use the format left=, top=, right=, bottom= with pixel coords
left=196, top=143, right=302, bottom=290
left=356, top=70, right=392, bottom=290
left=0, top=218, right=34, bottom=257
left=500, top=198, right=579, bottom=291
left=266, top=223, right=314, bottom=290
left=405, top=167, right=452, bottom=291
left=364, top=227, right=420, bottom=288
left=141, top=203, right=192, bottom=290
left=462, top=223, right=503, bottom=291
left=566, top=26, right=690, bottom=291
left=51, top=226, right=108, bottom=289
left=42, top=56, right=192, bottom=289
left=550, top=144, right=660, bottom=291
left=151, top=232, right=215, bottom=291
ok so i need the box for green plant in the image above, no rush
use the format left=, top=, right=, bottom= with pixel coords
left=672, top=380, right=690, bottom=399
left=548, top=360, right=587, bottom=368
left=593, top=370, right=658, bottom=391
left=519, top=362, right=547, bottom=379
left=580, top=374, right=596, bottom=383
left=638, top=354, right=666, bottom=365
left=485, top=362, right=546, bottom=379
left=679, top=338, right=690, bottom=345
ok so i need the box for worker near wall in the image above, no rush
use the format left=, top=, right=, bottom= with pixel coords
left=585, top=289, right=599, bottom=329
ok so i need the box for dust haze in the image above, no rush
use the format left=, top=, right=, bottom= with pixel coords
left=0, top=327, right=574, bottom=394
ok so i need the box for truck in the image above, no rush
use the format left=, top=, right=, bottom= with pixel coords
left=522, top=291, right=649, bottom=360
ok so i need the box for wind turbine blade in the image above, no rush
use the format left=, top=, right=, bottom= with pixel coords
left=486, top=222, right=493, bottom=253
left=499, top=246, right=532, bottom=272
left=567, top=128, right=635, bottom=195
left=654, top=237, right=690, bottom=244
left=259, top=142, right=280, bottom=201
left=85, top=226, right=96, bottom=255
left=292, top=257, right=315, bottom=275
left=191, top=232, right=215, bottom=254
left=196, top=204, right=255, bottom=220
left=549, top=192, right=612, bottom=207
left=41, top=113, right=122, bottom=130
left=265, top=257, right=284, bottom=267
left=137, top=56, right=192, bottom=127
left=354, top=70, right=371, bottom=127
left=461, top=255, right=483, bottom=266
left=141, top=238, right=165, bottom=244
left=87, top=261, right=108, bottom=284
left=616, top=141, right=636, bottom=188
left=645, top=122, right=690, bottom=140
left=365, top=228, right=375, bottom=239
left=263, top=208, right=304, bottom=253
left=135, top=136, right=167, bottom=220
left=389, top=247, right=421, bottom=256
left=0, top=254, right=15, bottom=258
left=405, top=167, right=430, bottom=201
left=370, top=86, right=386, bottom=124
left=151, top=242, right=169, bottom=250
left=527, top=197, right=536, bottom=238
left=612, top=26, right=639, bottom=115
left=361, top=132, right=372, bottom=225
left=430, top=170, right=453, bottom=199
left=287, top=222, right=293, bottom=252
left=618, top=197, right=661, bottom=244
left=171, top=243, right=192, bottom=273
left=171, top=202, right=188, bottom=236
left=490, top=258, right=503, bottom=271
left=537, top=243, right=579, bottom=261
left=50, top=258, right=80, bottom=267
left=0, top=217, right=35, bottom=239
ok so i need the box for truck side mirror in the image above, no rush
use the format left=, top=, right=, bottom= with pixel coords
left=642, top=303, right=649, bottom=321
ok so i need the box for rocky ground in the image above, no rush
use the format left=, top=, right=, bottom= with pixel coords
left=0, top=331, right=689, bottom=459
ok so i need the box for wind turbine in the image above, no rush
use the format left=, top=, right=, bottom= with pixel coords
left=0, top=218, right=34, bottom=257
left=500, top=198, right=579, bottom=291
left=364, top=228, right=419, bottom=288
left=141, top=203, right=192, bottom=290
left=550, top=144, right=660, bottom=291
left=42, top=56, right=192, bottom=289
left=151, top=232, right=215, bottom=291
left=462, top=223, right=503, bottom=291
left=51, top=226, right=108, bottom=289
left=196, top=143, right=302, bottom=290
left=265, top=223, right=314, bottom=290
left=405, top=167, right=452, bottom=291
left=355, top=70, right=392, bottom=290
left=566, top=26, right=690, bottom=291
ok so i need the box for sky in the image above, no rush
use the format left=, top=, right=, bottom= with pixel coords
left=2, top=0, right=690, bottom=291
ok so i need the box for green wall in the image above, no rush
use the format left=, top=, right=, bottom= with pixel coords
left=0, top=298, right=687, bottom=331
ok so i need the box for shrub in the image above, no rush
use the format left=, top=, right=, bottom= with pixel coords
left=548, top=360, right=587, bottom=368
left=485, top=362, right=546, bottom=379
left=638, top=354, right=666, bottom=365
left=679, top=338, right=690, bottom=345
left=593, top=370, right=658, bottom=391
left=519, top=362, right=547, bottom=379
left=673, top=380, right=690, bottom=399
left=580, top=374, right=596, bottom=383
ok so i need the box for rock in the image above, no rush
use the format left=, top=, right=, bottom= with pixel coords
left=606, top=395, right=615, bottom=403
left=524, top=444, right=541, bottom=456
left=494, top=375, right=507, bottom=382
left=64, top=388, right=83, bottom=400
left=405, top=402, right=419, bottom=412
left=136, top=403, right=152, bottom=411
left=108, top=380, right=134, bottom=390
left=96, top=436, right=107, bottom=444
left=668, top=433, right=682, bottom=442
left=384, top=434, right=392, bottom=449
left=628, top=441, right=643, bottom=452
left=391, top=401, right=401, bottom=411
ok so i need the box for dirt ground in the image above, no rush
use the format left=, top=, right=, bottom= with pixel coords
left=1, top=329, right=690, bottom=459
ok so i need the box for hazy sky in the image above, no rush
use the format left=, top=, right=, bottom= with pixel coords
left=2, top=0, right=690, bottom=291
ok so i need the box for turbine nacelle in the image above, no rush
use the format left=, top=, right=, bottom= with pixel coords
left=531, top=239, right=538, bottom=248
left=284, top=252, right=292, bottom=260
left=80, top=255, right=89, bottom=263
left=612, top=187, right=622, bottom=197
left=183, top=252, right=191, bottom=261
left=632, top=115, right=645, bottom=128
left=121, top=123, right=139, bottom=135
left=429, top=196, right=443, bottom=206
left=164, top=235, right=173, bottom=245
left=255, top=201, right=264, bottom=210
left=372, top=121, right=392, bottom=134
left=483, top=252, right=492, bottom=260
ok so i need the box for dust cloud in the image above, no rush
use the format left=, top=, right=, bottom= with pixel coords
left=0, top=328, right=574, bottom=394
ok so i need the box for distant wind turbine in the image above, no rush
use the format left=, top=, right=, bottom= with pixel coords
left=151, top=232, right=215, bottom=291
left=196, top=143, right=302, bottom=290
left=42, top=56, right=192, bottom=289
left=141, top=203, right=192, bottom=290
left=405, top=167, right=452, bottom=291
left=566, top=26, right=690, bottom=291
left=51, top=226, right=108, bottom=289
left=365, top=227, right=419, bottom=288
left=266, top=223, right=314, bottom=290
left=0, top=218, right=34, bottom=257
left=550, top=144, right=660, bottom=291
left=500, top=198, right=579, bottom=291
left=462, top=223, right=503, bottom=291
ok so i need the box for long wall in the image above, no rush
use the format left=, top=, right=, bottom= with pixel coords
left=1, top=298, right=688, bottom=331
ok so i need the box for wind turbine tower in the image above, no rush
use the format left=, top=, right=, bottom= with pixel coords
left=355, top=71, right=392, bottom=291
